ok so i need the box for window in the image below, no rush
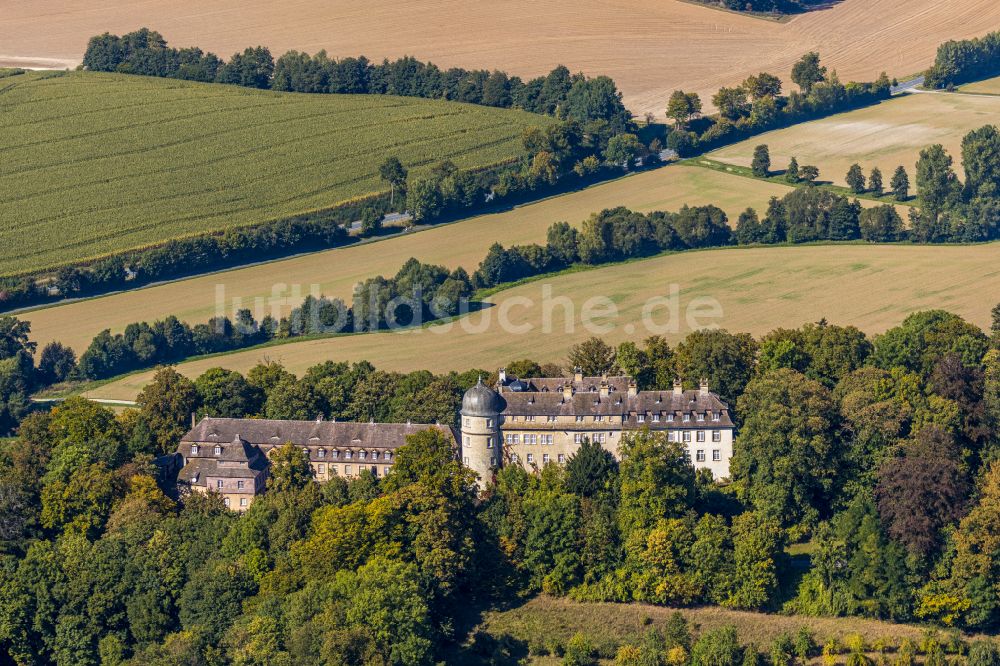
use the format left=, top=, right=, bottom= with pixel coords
left=697, top=413, right=705, bottom=422
left=683, top=431, right=691, bottom=442
left=359, top=450, right=367, bottom=460
left=712, top=430, right=722, bottom=442
left=214, top=445, right=222, bottom=455
left=384, top=466, right=391, bottom=475
left=558, top=454, right=566, bottom=463
left=666, top=414, right=674, bottom=422
left=318, top=463, right=326, bottom=473
left=696, top=450, right=705, bottom=462
left=318, top=448, right=326, bottom=458
left=547, top=415, right=557, bottom=422
left=385, top=452, right=392, bottom=461
left=682, top=413, right=690, bottom=422
left=345, top=450, right=353, bottom=459
left=463, top=457, right=469, bottom=465
left=652, top=414, right=661, bottom=423
left=190, top=444, right=199, bottom=455
left=526, top=415, right=535, bottom=422
left=240, top=498, right=248, bottom=507
left=541, top=434, right=553, bottom=445
left=542, top=453, right=550, bottom=464
left=216, top=480, right=224, bottom=489
left=464, top=436, right=470, bottom=445
left=574, top=433, right=583, bottom=444
left=505, top=433, right=520, bottom=445
left=524, top=434, right=537, bottom=445
left=371, top=451, right=379, bottom=460
left=332, top=450, right=340, bottom=459
left=511, top=453, right=520, bottom=463
left=575, top=415, right=585, bottom=422
left=463, top=418, right=470, bottom=427
left=637, top=414, right=646, bottom=423
left=713, top=412, right=721, bottom=422
left=237, top=480, right=245, bottom=489
left=712, top=449, right=721, bottom=462
left=697, top=431, right=705, bottom=442
left=486, top=419, right=493, bottom=428
left=595, top=433, right=606, bottom=443
left=487, top=437, right=494, bottom=449
left=331, top=465, right=339, bottom=475
left=344, top=465, right=352, bottom=475
left=224, top=497, right=230, bottom=508
left=526, top=453, right=534, bottom=463
left=595, top=415, right=604, bottom=422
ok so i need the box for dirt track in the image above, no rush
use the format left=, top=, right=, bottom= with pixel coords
left=2, top=0, right=999, bottom=116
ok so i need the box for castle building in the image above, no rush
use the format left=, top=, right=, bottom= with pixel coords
left=173, top=371, right=735, bottom=511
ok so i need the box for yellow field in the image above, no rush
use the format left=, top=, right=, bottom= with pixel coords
left=84, top=242, right=1000, bottom=402
left=709, top=91, right=999, bottom=188
left=962, top=76, right=1000, bottom=95
left=24, top=165, right=793, bottom=354
left=3, top=0, right=1000, bottom=117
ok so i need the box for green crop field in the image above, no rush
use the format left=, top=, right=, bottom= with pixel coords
left=25, top=164, right=795, bottom=354
left=0, top=70, right=552, bottom=277
left=83, top=242, right=1000, bottom=402
left=708, top=91, right=1000, bottom=189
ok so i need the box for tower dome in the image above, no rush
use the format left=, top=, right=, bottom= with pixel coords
left=461, top=377, right=505, bottom=417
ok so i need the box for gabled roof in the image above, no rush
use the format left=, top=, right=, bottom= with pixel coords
left=181, top=417, right=458, bottom=452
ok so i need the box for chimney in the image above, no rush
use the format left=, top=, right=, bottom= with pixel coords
left=562, top=383, right=573, bottom=400
left=574, top=366, right=583, bottom=383
left=627, top=380, right=638, bottom=398
left=673, top=379, right=683, bottom=396
left=191, top=412, right=197, bottom=428
left=599, top=380, right=610, bottom=398
left=700, top=378, right=709, bottom=396
left=316, top=413, right=324, bottom=423
left=498, top=367, right=507, bottom=384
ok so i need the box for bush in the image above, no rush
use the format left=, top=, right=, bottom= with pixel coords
left=564, top=632, right=597, bottom=666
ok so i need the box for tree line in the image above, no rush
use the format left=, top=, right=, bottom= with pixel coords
left=37, top=134, right=1000, bottom=394
left=3, top=305, right=1000, bottom=663
left=925, top=29, right=1000, bottom=89
left=81, top=28, right=631, bottom=129
left=689, top=0, right=825, bottom=15
left=664, top=53, right=892, bottom=156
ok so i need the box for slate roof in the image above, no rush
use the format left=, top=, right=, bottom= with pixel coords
left=497, top=376, right=733, bottom=427
left=181, top=417, right=458, bottom=452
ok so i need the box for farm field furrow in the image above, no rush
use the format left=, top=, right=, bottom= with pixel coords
left=708, top=91, right=1000, bottom=188
left=22, top=164, right=794, bottom=354
left=84, top=242, right=1000, bottom=402
left=3, top=0, right=1000, bottom=117
left=0, top=71, right=552, bottom=276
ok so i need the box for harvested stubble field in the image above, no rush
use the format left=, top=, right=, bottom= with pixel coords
left=962, top=76, right=1000, bottom=95
left=85, top=242, right=1000, bottom=402
left=25, top=164, right=794, bottom=354
left=0, top=70, right=549, bottom=277
left=3, top=0, right=1000, bottom=117
left=709, top=91, right=1000, bottom=189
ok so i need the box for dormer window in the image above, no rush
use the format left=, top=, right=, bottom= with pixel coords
left=575, top=415, right=584, bottom=422
left=385, top=451, right=392, bottom=461
left=214, top=445, right=222, bottom=455
left=697, top=413, right=705, bottom=422
left=318, top=448, right=326, bottom=458
left=359, top=450, right=367, bottom=460
left=371, top=451, right=379, bottom=461
left=683, top=414, right=690, bottom=422
left=637, top=414, right=646, bottom=423
left=596, top=415, right=604, bottom=422
left=526, top=415, right=535, bottom=422
left=713, top=412, right=721, bottom=422
left=332, top=449, right=340, bottom=459
left=190, top=444, right=199, bottom=455
left=652, top=414, right=661, bottom=423
left=345, top=450, right=353, bottom=459
left=547, top=415, right=557, bottom=422
left=667, top=414, right=674, bottom=422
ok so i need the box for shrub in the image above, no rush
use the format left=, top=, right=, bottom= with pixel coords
left=564, top=632, right=597, bottom=666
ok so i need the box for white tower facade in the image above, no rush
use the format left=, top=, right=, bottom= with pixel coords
left=459, top=378, right=505, bottom=489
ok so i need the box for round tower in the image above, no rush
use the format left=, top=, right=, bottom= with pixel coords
left=460, top=377, right=505, bottom=489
